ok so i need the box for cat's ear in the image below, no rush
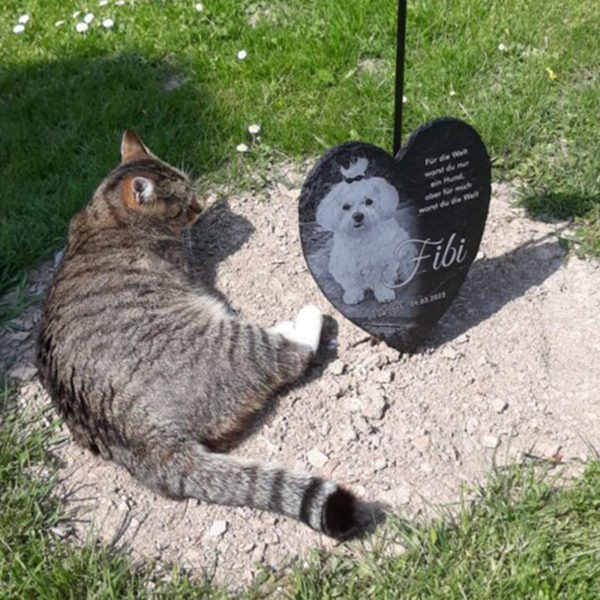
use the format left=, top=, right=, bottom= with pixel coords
left=121, top=176, right=155, bottom=208
left=120, top=130, right=150, bottom=163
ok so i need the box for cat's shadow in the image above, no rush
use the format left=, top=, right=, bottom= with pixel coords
left=187, top=200, right=340, bottom=449
left=187, top=200, right=256, bottom=297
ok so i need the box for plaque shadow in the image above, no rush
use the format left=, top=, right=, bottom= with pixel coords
left=423, top=234, right=566, bottom=349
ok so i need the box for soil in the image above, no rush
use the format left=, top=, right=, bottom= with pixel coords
left=2, top=165, right=599, bottom=588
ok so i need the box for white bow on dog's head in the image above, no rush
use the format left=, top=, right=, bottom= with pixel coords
left=340, top=157, right=369, bottom=182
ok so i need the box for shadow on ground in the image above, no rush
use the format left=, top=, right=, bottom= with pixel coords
left=426, top=234, right=565, bottom=348
left=0, top=52, right=227, bottom=296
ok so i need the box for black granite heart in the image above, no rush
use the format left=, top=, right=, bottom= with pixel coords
left=299, top=117, right=491, bottom=351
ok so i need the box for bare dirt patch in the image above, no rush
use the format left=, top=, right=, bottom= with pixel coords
left=2, top=167, right=599, bottom=587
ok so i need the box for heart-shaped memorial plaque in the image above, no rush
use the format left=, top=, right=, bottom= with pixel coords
left=299, top=117, right=491, bottom=351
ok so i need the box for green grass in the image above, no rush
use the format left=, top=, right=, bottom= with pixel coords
left=288, top=462, right=600, bottom=598
left=2, top=379, right=600, bottom=598
left=0, top=385, right=231, bottom=599
left=1, top=0, right=599, bottom=296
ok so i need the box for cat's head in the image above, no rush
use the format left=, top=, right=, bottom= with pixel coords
left=98, top=130, right=203, bottom=231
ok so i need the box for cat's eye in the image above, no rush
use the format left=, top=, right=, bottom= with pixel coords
left=342, top=204, right=351, bottom=211
left=365, top=198, right=373, bottom=206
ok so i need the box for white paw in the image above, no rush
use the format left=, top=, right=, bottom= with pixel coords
left=293, top=304, right=323, bottom=353
left=269, top=320, right=296, bottom=337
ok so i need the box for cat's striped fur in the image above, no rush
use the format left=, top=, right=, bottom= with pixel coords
left=37, top=131, right=358, bottom=538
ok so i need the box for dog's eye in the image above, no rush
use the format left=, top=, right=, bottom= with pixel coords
left=342, top=204, right=351, bottom=211
left=365, top=198, right=374, bottom=206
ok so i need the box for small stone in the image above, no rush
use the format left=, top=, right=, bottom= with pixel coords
left=329, top=359, right=346, bottom=375
left=442, top=345, right=458, bottom=360
left=251, top=543, right=266, bottom=562
left=373, top=457, right=387, bottom=471
left=396, top=487, right=411, bottom=504
left=492, top=398, right=508, bottom=414
left=341, top=425, right=357, bottom=442
left=307, top=448, right=328, bottom=469
left=8, top=363, right=38, bottom=381
left=242, top=541, right=255, bottom=553
left=208, top=520, right=228, bottom=537
left=375, top=369, right=394, bottom=383
left=413, top=434, right=431, bottom=451
left=482, top=435, right=500, bottom=449
left=361, top=384, right=386, bottom=420
left=343, top=395, right=362, bottom=413
left=465, top=417, right=478, bottom=435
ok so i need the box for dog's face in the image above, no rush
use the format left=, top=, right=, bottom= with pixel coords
left=316, top=177, right=399, bottom=234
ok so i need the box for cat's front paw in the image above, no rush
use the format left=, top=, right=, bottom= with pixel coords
left=269, top=320, right=295, bottom=338
left=294, top=305, right=323, bottom=354
left=269, top=305, right=323, bottom=354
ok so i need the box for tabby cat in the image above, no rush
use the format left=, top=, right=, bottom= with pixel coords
left=37, top=131, right=358, bottom=537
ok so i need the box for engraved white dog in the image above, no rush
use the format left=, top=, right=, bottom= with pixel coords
left=316, top=158, right=416, bottom=305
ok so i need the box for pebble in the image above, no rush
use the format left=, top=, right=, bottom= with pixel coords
left=413, top=434, right=431, bottom=452
left=442, top=345, right=459, bottom=360
left=343, top=395, right=362, bottom=413
left=307, top=448, right=328, bottom=469
left=208, top=520, right=228, bottom=537
left=492, top=398, right=508, bottom=414
left=375, top=369, right=394, bottom=384
left=341, top=425, right=357, bottom=442
left=373, top=457, right=387, bottom=471
left=361, top=384, right=387, bottom=420
left=329, top=359, right=346, bottom=375
left=8, top=362, right=38, bottom=381
left=482, top=435, right=500, bottom=449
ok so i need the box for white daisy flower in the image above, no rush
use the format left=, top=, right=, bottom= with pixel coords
left=248, top=124, right=261, bottom=135
left=99, top=0, right=109, bottom=6
left=402, top=95, right=407, bottom=104
left=498, top=43, right=507, bottom=52
left=75, top=22, right=89, bottom=33
left=55, top=20, right=66, bottom=27
left=18, top=14, right=30, bottom=24
left=84, top=13, right=94, bottom=24
left=115, top=0, right=126, bottom=6
left=237, top=49, right=248, bottom=60
left=195, top=3, right=204, bottom=11
left=13, top=24, right=25, bottom=34
left=236, top=143, right=249, bottom=153
left=102, top=18, right=114, bottom=28
left=449, top=89, right=457, bottom=97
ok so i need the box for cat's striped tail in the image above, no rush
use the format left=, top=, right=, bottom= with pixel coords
left=132, top=442, right=358, bottom=538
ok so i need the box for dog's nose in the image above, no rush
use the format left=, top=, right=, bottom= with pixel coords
left=353, top=212, right=364, bottom=223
